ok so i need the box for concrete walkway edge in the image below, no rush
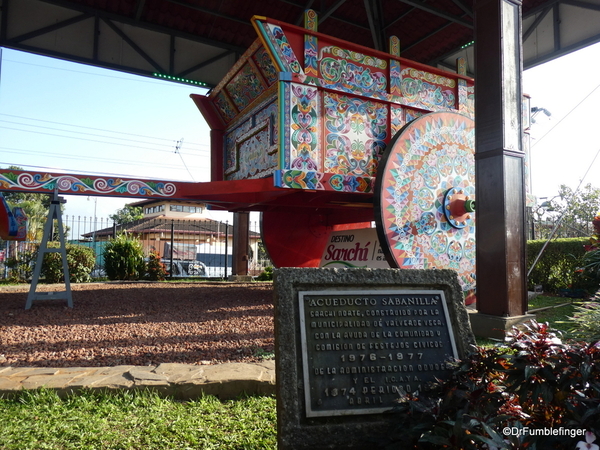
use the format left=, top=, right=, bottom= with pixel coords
left=0, top=361, right=276, bottom=400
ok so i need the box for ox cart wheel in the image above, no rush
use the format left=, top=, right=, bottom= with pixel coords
left=374, top=112, right=477, bottom=304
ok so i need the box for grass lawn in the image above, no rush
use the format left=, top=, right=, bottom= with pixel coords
left=529, top=295, right=576, bottom=333
left=0, top=389, right=277, bottom=450
left=475, top=295, right=577, bottom=347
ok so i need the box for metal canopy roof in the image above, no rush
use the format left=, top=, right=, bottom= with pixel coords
left=2, top=0, right=600, bottom=88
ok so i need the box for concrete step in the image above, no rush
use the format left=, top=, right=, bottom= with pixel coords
left=0, top=361, right=275, bottom=400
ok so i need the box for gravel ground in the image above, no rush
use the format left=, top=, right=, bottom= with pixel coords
left=0, top=282, right=274, bottom=367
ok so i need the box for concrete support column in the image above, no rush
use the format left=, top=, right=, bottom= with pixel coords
left=471, top=0, right=530, bottom=335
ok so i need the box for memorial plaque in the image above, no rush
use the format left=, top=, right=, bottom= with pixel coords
left=299, top=289, right=458, bottom=417
left=274, top=268, right=475, bottom=450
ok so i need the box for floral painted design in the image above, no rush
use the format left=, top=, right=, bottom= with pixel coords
left=214, top=92, right=237, bottom=123
left=401, top=68, right=456, bottom=110
left=290, top=84, right=320, bottom=170
left=266, top=24, right=302, bottom=74
left=252, top=47, right=278, bottom=86
left=319, top=46, right=387, bottom=97
left=323, top=93, right=387, bottom=177
left=226, top=63, right=265, bottom=112
left=376, top=112, right=476, bottom=303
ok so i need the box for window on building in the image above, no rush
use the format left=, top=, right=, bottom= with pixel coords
left=144, top=205, right=165, bottom=214
left=168, top=205, right=203, bottom=213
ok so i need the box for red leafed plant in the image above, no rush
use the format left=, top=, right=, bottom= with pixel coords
left=381, top=321, right=600, bottom=449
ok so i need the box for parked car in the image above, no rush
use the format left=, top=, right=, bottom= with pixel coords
left=161, top=258, right=207, bottom=277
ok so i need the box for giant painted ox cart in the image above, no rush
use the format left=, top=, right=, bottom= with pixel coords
left=1, top=11, right=487, bottom=303
left=191, top=12, right=477, bottom=303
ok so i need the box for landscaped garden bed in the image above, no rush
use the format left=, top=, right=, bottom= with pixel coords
left=0, top=282, right=274, bottom=367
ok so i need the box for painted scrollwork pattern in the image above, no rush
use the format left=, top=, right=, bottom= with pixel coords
left=280, top=170, right=324, bottom=190
left=214, top=92, right=237, bottom=123
left=304, top=10, right=319, bottom=79
left=276, top=171, right=372, bottom=193
left=224, top=98, right=278, bottom=181
left=400, top=68, right=456, bottom=111
left=252, top=47, right=278, bottom=86
left=323, top=93, right=388, bottom=178
left=265, top=24, right=302, bottom=74
left=0, top=171, right=177, bottom=197
left=290, top=84, right=320, bottom=170
left=319, top=46, right=387, bottom=97
left=226, top=63, right=266, bottom=112
left=377, top=112, right=476, bottom=303
left=391, top=106, right=404, bottom=136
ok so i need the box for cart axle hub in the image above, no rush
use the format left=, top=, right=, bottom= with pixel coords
left=443, top=188, right=475, bottom=229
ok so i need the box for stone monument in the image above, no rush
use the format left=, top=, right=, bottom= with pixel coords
left=273, top=267, right=475, bottom=450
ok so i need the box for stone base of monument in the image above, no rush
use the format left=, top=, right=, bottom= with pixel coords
left=468, top=311, right=536, bottom=339
left=273, top=267, right=476, bottom=450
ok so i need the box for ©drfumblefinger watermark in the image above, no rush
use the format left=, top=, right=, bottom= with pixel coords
left=502, top=427, right=586, bottom=439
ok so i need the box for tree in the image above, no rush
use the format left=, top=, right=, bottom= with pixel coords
left=1, top=165, right=53, bottom=241
left=550, top=183, right=600, bottom=238
left=109, top=204, right=144, bottom=225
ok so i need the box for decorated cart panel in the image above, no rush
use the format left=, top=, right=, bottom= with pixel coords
left=192, top=12, right=474, bottom=194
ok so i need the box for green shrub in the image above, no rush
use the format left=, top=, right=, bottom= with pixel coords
left=145, top=250, right=167, bottom=281
left=527, top=238, right=589, bottom=293
left=42, top=242, right=95, bottom=283
left=4, top=249, right=36, bottom=282
left=384, top=321, right=600, bottom=449
left=255, top=266, right=273, bottom=281
left=102, top=233, right=146, bottom=281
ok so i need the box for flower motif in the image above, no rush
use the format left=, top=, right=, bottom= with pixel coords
left=438, top=254, right=450, bottom=265
left=411, top=174, right=424, bottom=190
left=460, top=258, right=473, bottom=273
left=445, top=143, right=458, bottom=158
left=577, top=431, right=599, bottom=450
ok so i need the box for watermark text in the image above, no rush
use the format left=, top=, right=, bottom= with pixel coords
left=502, top=427, right=585, bottom=439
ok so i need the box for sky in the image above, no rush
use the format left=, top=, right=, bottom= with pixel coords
left=0, top=47, right=220, bottom=221
left=522, top=43, right=600, bottom=203
left=0, top=41, right=599, bottom=222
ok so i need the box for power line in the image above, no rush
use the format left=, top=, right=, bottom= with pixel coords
left=0, top=113, right=209, bottom=149
left=0, top=125, right=209, bottom=155
left=527, top=146, right=600, bottom=277
left=0, top=120, right=209, bottom=154
left=0, top=146, right=206, bottom=171
left=531, top=82, right=600, bottom=149
left=2, top=120, right=179, bottom=151
left=175, top=138, right=196, bottom=182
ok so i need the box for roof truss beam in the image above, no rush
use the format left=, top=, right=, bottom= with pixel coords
left=38, top=0, right=246, bottom=53
left=102, top=18, right=165, bottom=73
left=134, top=0, right=147, bottom=21
left=364, top=0, right=387, bottom=50
left=561, top=0, right=600, bottom=11
left=396, top=0, right=474, bottom=28
left=8, top=12, right=91, bottom=43
left=178, top=50, right=234, bottom=77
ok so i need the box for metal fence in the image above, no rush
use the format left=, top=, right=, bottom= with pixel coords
left=1, top=215, right=271, bottom=281
left=527, top=211, right=596, bottom=241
